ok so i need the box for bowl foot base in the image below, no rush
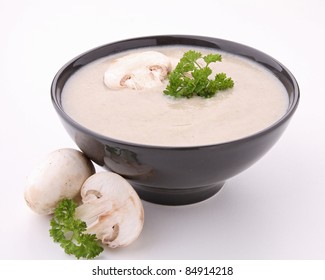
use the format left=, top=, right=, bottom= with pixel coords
left=130, top=182, right=225, bottom=205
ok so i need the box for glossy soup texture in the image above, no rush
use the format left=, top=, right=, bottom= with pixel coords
left=62, top=46, right=289, bottom=147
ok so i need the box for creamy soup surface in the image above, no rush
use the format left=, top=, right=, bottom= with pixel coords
left=62, top=46, right=289, bottom=147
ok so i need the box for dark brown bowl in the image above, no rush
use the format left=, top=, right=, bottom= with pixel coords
left=51, top=35, right=299, bottom=205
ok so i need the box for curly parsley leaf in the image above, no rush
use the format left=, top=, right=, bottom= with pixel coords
left=49, top=199, right=103, bottom=259
left=164, top=50, right=234, bottom=98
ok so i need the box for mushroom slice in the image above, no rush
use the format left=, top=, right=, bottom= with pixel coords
left=75, top=172, right=144, bottom=248
left=104, top=51, right=172, bottom=90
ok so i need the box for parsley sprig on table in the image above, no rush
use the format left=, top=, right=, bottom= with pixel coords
left=164, top=50, right=234, bottom=98
left=49, top=199, right=103, bottom=259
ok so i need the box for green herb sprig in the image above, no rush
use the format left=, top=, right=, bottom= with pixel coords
left=49, top=199, right=103, bottom=259
left=164, top=50, right=234, bottom=98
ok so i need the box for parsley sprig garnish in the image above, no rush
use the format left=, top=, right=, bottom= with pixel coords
left=164, top=50, right=234, bottom=98
left=49, top=199, right=103, bottom=259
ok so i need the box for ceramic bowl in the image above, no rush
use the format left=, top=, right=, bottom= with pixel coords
left=51, top=35, right=299, bottom=205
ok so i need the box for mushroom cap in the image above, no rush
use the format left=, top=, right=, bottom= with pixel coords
left=24, top=148, right=95, bottom=215
left=75, top=172, right=144, bottom=248
left=104, top=51, right=171, bottom=90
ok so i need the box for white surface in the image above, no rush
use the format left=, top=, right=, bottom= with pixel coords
left=1, top=0, right=324, bottom=260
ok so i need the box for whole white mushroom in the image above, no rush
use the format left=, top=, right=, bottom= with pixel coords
left=24, top=148, right=95, bottom=215
left=75, top=172, right=144, bottom=248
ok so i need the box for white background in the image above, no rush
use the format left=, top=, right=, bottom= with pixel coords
left=0, top=0, right=324, bottom=260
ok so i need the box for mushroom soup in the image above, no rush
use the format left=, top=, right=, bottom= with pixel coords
left=62, top=46, right=289, bottom=147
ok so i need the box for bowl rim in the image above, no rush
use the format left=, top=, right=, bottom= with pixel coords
left=51, top=34, right=300, bottom=150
